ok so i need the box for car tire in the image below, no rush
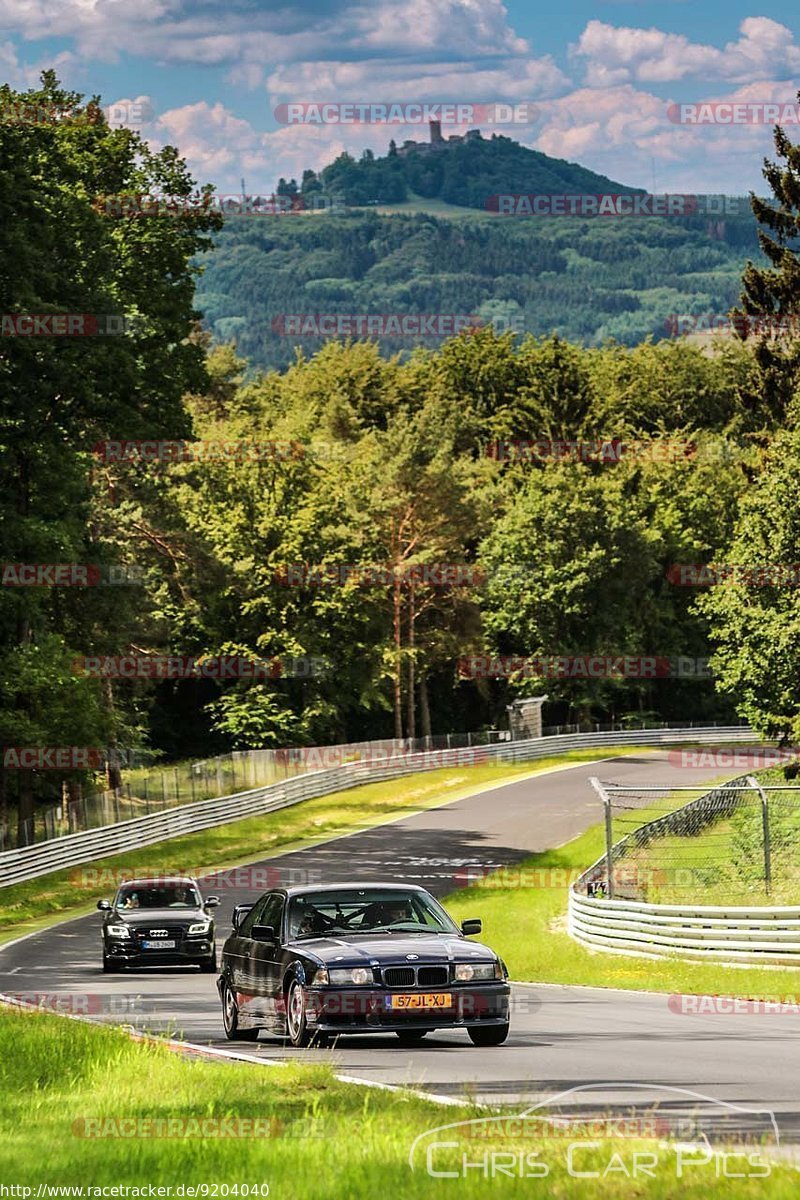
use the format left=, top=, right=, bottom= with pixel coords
left=467, top=1022, right=509, bottom=1047
left=286, top=979, right=312, bottom=1048
left=396, top=1030, right=428, bottom=1045
left=199, top=951, right=218, bottom=973
left=222, top=980, right=259, bottom=1041
left=102, top=953, right=116, bottom=973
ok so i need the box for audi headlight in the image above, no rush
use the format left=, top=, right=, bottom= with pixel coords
left=107, top=925, right=130, bottom=938
left=188, top=922, right=211, bottom=935
left=328, top=967, right=374, bottom=986
left=455, top=961, right=501, bottom=982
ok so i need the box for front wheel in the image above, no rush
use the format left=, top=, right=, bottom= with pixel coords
left=467, top=1022, right=509, bottom=1047
left=102, top=953, right=116, bottom=974
left=286, top=979, right=312, bottom=1047
left=221, top=981, right=259, bottom=1041
left=199, top=951, right=218, bottom=973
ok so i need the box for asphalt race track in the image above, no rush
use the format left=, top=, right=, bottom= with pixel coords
left=3, top=751, right=799, bottom=1139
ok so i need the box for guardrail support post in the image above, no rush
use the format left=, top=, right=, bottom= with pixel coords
left=590, top=776, right=614, bottom=898
left=747, top=775, right=771, bottom=896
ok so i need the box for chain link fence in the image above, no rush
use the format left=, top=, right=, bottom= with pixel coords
left=581, top=773, right=800, bottom=904
left=2, top=730, right=513, bottom=851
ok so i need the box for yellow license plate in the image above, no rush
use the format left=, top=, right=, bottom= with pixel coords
left=387, top=992, right=452, bottom=1009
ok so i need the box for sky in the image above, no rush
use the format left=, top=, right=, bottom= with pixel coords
left=1, top=0, right=799, bottom=195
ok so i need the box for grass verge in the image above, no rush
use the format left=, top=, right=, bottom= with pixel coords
left=0, top=749, right=645, bottom=941
left=446, top=815, right=800, bottom=998
left=615, top=766, right=800, bottom=906
left=0, top=1006, right=792, bottom=1197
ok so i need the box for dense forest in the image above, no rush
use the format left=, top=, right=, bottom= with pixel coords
left=198, top=201, right=762, bottom=373
left=4, top=75, right=800, bottom=841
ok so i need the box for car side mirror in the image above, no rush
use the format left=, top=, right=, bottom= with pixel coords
left=97, top=899, right=112, bottom=911
left=204, top=896, right=220, bottom=909
left=252, top=924, right=276, bottom=942
left=461, top=918, right=482, bottom=935
left=232, top=903, right=253, bottom=932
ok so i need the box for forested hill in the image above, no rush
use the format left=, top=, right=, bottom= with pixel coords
left=197, top=203, right=762, bottom=373
left=310, top=132, right=637, bottom=209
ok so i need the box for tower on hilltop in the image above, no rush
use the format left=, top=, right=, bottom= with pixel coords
left=430, top=119, right=443, bottom=144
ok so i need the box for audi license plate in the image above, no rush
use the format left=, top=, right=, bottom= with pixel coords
left=386, top=992, right=452, bottom=1009
left=142, top=939, right=175, bottom=949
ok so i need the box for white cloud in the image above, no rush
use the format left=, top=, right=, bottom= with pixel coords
left=573, top=17, right=800, bottom=86
left=0, top=0, right=533, bottom=68
left=266, top=54, right=569, bottom=112
left=532, top=80, right=790, bottom=194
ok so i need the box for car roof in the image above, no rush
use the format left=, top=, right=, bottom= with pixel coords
left=115, top=877, right=198, bottom=887
left=282, top=882, right=430, bottom=898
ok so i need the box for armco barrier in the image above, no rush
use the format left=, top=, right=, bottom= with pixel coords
left=569, top=892, right=800, bottom=965
left=569, top=768, right=800, bottom=965
left=0, top=726, right=753, bottom=889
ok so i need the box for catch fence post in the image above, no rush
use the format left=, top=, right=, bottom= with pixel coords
left=747, top=775, right=771, bottom=896
left=590, top=776, right=614, bottom=898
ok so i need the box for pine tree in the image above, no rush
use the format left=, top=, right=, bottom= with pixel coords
left=733, top=92, right=800, bottom=413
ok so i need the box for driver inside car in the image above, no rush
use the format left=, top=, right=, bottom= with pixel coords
left=362, top=900, right=413, bottom=928
left=291, top=905, right=328, bottom=937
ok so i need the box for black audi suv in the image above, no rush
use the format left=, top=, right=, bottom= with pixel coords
left=97, top=876, right=220, bottom=971
left=217, top=882, right=510, bottom=1046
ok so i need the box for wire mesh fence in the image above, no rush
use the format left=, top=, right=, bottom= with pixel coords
left=580, top=775, right=800, bottom=905
left=1, top=729, right=512, bottom=851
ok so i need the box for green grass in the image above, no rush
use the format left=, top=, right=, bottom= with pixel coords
left=372, top=191, right=495, bottom=218
left=0, top=749, right=645, bottom=941
left=0, top=1007, right=792, bottom=1197
left=446, top=816, right=800, bottom=998
left=604, top=766, right=800, bottom=906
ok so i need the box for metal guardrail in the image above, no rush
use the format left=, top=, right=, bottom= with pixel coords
left=0, top=725, right=754, bottom=889
left=569, top=767, right=800, bottom=965
left=569, top=892, right=800, bottom=965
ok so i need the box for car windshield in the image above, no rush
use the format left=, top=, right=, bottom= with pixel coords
left=115, top=885, right=201, bottom=910
left=287, top=889, right=458, bottom=938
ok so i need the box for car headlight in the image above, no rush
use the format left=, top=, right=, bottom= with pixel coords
left=188, top=922, right=211, bottom=935
left=455, top=961, right=502, bottom=982
left=107, top=925, right=130, bottom=938
left=327, top=967, right=374, bottom=986
left=312, top=968, right=329, bottom=985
